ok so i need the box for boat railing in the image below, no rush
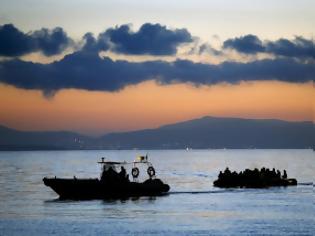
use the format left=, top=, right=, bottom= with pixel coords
left=98, top=156, right=156, bottom=181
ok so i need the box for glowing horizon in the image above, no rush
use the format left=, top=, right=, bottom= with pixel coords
left=0, top=80, right=313, bottom=136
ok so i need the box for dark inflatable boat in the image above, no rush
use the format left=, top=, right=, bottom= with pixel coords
left=43, top=156, right=170, bottom=199
left=213, top=167, right=297, bottom=188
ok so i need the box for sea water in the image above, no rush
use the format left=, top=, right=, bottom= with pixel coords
left=0, top=149, right=314, bottom=235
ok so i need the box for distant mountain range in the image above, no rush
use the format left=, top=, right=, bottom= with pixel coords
left=0, top=116, right=314, bottom=150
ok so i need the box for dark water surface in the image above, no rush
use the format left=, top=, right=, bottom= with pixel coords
left=0, top=149, right=314, bottom=235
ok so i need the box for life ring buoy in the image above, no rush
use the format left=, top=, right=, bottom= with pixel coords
left=147, top=166, right=155, bottom=178
left=132, top=167, right=140, bottom=178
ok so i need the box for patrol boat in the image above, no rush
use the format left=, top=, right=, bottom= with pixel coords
left=43, top=156, right=170, bottom=199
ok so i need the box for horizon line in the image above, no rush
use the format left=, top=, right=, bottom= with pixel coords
left=1, top=115, right=313, bottom=137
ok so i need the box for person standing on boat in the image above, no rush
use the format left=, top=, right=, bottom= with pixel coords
left=119, top=166, right=126, bottom=177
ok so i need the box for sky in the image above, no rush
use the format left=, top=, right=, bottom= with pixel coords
left=0, top=0, right=314, bottom=135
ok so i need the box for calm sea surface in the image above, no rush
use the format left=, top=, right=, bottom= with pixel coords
left=0, top=149, right=314, bottom=235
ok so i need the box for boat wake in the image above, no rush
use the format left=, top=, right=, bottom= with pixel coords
left=297, top=182, right=313, bottom=186
left=169, top=189, right=245, bottom=194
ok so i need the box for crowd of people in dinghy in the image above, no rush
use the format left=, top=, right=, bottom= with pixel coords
left=214, top=167, right=296, bottom=187
left=219, top=167, right=287, bottom=180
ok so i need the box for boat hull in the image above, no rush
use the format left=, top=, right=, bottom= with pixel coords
left=213, top=178, right=297, bottom=188
left=43, top=177, right=170, bottom=199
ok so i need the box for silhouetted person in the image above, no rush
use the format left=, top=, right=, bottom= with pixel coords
left=218, top=171, right=223, bottom=179
left=101, top=166, right=118, bottom=182
left=276, top=170, right=281, bottom=178
left=224, top=167, right=231, bottom=175
left=119, top=166, right=127, bottom=179
left=282, top=170, right=287, bottom=179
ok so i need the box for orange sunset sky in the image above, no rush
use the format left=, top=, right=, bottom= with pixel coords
left=0, top=81, right=313, bottom=135
left=0, top=0, right=314, bottom=135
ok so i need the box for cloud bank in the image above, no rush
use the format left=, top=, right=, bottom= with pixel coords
left=0, top=23, right=314, bottom=97
left=1, top=24, right=314, bottom=60
left=81, top=23, right=193, bottom=55
left=223, top=34, right=315, bottom=59
left=0, top=23, right=192, bottom=57
left=104, top=23, right=193, bottom=55
left=0, top=50, right=313, bottom=97
left=0, top=24, right=72, bottom=56
left=223, top=34, right=265, bottom=54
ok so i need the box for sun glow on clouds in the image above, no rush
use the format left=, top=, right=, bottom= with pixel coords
left=0, top=81, right=313, bottom=136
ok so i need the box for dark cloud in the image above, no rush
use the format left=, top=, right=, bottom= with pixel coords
left=0, top=24, right=313, bottom=97
left=0, top=23, right=193, bottom=57
left=0, top=24, right=72, bottom=57
left=81, top=33, right=99, bottom=52
left=103, top=23, right=193, bottom=55
left=223, top=34, right=315, bottom=59
left=223, top=34, right=265, bottom=54
left=265, top=37, right=315, bottom=59
left=0, top=24, right=34, bottom=56
left=2, top=23, right=314, bottom=60
left=0, top=51, right=313, bottom=97
left=81, top=32, right=109, bottom=52
left=31, top=27, right=72, bottom=56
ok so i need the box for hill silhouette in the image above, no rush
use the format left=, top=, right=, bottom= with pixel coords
left=0, top=116, right=313, bottom=150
